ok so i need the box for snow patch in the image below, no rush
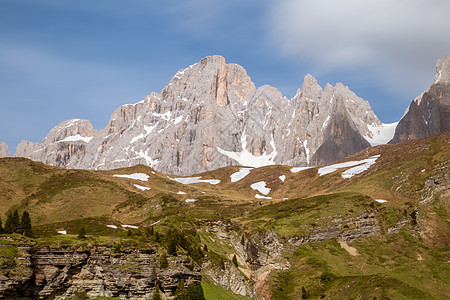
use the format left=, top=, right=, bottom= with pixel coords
left=150, top=220, right=161, bottom=226
left=169, top=176, right=220, bottom=185
left=255, top=194, right=272, bottom=199
left=122, top=225, right=139, bottom=229
left=185, top=199, right=197, bottom=203
left=341, top=156, right=379, bottom=178
left=375, top=199, right=388, bottom=203
left=230, top=167, right=253, bottom=182
left=134, top=184, right=151, bottom=191
left=318, top=155, right=380, bottom=178
left=217, top=131, right=278, bottom=168
left=57, top=230, right=67, bottom=235
left=365, top=122, right=398, bottom=146
left=279, top=175, right=286, bottom=182
left=322, top=115, right=330, bottom=129
left=131, top=133, right=144, bottom=144
left=59, top=134, right=93, bottom=143
left=173, top=116, right=183, bottom=125
left=135, top=149, right=159, bottom=168
left=152, top=111, right=172, bottom=121
left=250, top=181, right=270, bottom=195
left=113, top=173, right=149, bottom=181
left=290, top=166, right=313, bottom=173
left=107, top=225, right=117, bottom=229
left=303, top=140, right=310, bottom=163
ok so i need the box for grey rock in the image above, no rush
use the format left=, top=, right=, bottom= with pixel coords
left=14, top=119, right=97, bottom=168
left=0, top=142, right=9, bottom=158
left=14, top=55, right=391, bottom=175
left=390, top=54, right=450, bottom=144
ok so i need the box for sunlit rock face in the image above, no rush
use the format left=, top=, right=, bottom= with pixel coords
left=19, top=54, right=447, bottom=175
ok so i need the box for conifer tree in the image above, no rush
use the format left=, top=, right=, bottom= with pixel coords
left=78, top=226, right=86, bottom=238
left=160, top=252, right=169, bottom=269
left=4, top=212, right=14, bottom=234
left=151, top=285, right=162, bottom=300
left=174, top=279, right=187, bottom=300
left=12, top=210, right=20, bottom=233
left=186, top=282, right=205, bottom=300
left=21, top=211, right=33, bottom=237
left=232, top=254, right=238, bottom=267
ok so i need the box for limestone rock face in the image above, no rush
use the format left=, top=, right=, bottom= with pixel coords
left=0, top=142, right=9, bottom=158
left=14, top=119, right=97, bottom=168
left=390, top=54, right=450, bottom=144
left=0, top=243, right=201, bottom=299
left=14, top=55, right=393, bottom=174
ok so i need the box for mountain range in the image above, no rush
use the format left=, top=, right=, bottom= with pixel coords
left=2, top=54, right=449, bottom=175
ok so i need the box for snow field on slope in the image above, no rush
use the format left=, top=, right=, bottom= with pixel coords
left=365, top=122, right=398, bottom=146
left=230, top=167, right=253, bottom=182
left=134, top=184, right=151, bottom=191
left=290, top=166, right=313, bottom=173
left=255, top=194, right=272, bottom=199
left=113, top=173, right=150, bottom=181
left=279, top=175, right=286, bottom=182
left=168, top=176, right=220, bottom=185
left=217, top=132, right=277, bottom=168
left=250, top=181, right=271, bottom=195
left=318, top=155, right=380, bottom=178
left=59, top=134, right=93, bottom=143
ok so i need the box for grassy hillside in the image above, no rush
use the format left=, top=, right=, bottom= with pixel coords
left=0, top=132, right=448, bottom=299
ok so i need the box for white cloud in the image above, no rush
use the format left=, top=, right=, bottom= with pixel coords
left=268, top=0, right=450, bottom=93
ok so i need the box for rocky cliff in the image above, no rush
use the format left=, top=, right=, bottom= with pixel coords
left=0, top=241, right=201, bottom=299
left=14, top=54, right=448, bottom=175
left=0, top=142, right=9, bottom=158
left=390, top=54, right=450, bottom=144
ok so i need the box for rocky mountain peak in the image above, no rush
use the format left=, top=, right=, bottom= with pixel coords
left=42, top=119, right=97, bottom=144
left=434, top=54, right=450, bottom=83
left=15, top=54, right=445, bottom=175
left=0, top=142, right=9, bottom=158
left=390, top=53, right=450, bottom=144
left=300, top=74, right=323, bottom=100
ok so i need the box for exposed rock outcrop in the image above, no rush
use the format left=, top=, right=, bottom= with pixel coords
left=14, top=55, right=387, bottom=175
left=0, top=243, right=201, bottom=299
left=14, top=119, right=97, bottom=168
left=0, top=142, right=9, bottom=158
left=390, top=54, right=450, bottom=144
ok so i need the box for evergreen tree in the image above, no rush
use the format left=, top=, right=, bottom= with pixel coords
left=186, top=282, right=205, bottom=300
left=12, top=210, right=20, bottom=233
left=301, top=286, right=309, bottom=299
left=174, top=279, right=187, bottom=300
left=78, top=226, right=86, bottom=238
left=155, top=231, right=161, bottom=242
left=168, top=238, right=178, bottom=256
left=4, top=212, right=14, bottom=234
left=160, top=252, right=169, bottom=269
left=232, top=254, right=238, bottom=267
left=0, top=217, right=3, bottom=234
left=21, top=211, right=33, bottom=237
left=151, top=285, right=162, bottom=300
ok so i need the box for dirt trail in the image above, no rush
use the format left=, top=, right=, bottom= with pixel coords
left=337, top=238, right=360, bottom=256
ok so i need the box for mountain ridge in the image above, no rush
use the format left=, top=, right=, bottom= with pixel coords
left=7, top=54, right=450, bottom=175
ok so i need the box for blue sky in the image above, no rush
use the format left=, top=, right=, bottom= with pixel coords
left=1, top=0, right=449, bottom=153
